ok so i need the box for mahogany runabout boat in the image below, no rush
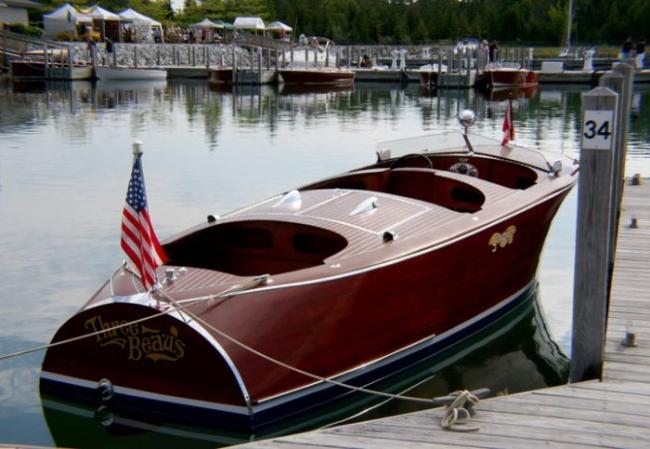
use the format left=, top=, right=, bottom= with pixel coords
left=476, top=66, right=539, bottom=91
left=40, top=117, right=577, bottom=432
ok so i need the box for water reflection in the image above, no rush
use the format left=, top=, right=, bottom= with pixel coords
left=41, top=291, right=566, bottom=449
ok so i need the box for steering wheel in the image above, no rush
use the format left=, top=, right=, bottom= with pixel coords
left=389, top=153, right=433, bottom=170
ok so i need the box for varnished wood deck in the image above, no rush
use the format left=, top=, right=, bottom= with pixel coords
left=234, top=178, right=650, bottom=448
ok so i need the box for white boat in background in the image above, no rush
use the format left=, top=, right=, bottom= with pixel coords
left=95, top=66, right=167, bottom=81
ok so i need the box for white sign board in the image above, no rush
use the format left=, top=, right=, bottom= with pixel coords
left=582, top=110, right=615, bottom=150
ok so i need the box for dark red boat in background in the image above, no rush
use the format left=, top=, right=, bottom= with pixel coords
left=476, top=65, right=539, bottom=91
left=278, top=68, right=354, bottom=86
left=40, top=117, right=577, bottom=432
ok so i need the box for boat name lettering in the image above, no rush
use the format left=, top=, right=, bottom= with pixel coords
left=84, top=315, right=186, bottom=362
left=488, top=225, right=517, bottom=252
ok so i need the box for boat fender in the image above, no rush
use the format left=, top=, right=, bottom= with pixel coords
left=207, top=214, right=219, bottom=223
left=97, top=378, right=114, bottom=402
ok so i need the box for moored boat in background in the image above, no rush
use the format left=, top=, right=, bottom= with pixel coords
left=40, top=115, right=577, bottom=433
left=95, top=66, right=167, bottom=81
left=278, top=68, right=354, bottom=85
left=476, top=64, right=539, bottom=91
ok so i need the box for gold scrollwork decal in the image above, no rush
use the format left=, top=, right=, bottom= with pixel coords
left=489, top=225, right=517, bottom=252
left=84, top=315, right=186, bottom=362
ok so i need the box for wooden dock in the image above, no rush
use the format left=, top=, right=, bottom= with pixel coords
left=234, top=178, right=650, bottom=448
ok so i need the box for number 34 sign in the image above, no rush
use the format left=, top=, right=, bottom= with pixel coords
left=582, top=110, right=615, bottom=150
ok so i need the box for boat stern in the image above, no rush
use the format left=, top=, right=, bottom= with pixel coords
left=40, top=299, right=253, bottom=429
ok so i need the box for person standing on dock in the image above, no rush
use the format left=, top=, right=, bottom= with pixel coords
left=489, top=40, right=499, bottom=63
left=621, top=37, right=634, bottom=59
left=636, top=39, right=646, bottom=69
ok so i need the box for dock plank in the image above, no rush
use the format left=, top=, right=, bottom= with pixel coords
left=234, top=179, right=650, bottom=449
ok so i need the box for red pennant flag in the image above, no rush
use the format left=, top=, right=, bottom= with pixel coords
left=501, top=99, right=515, bottom=145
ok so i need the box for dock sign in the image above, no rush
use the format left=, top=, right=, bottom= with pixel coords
left=582, top=110, right=614, bottom=150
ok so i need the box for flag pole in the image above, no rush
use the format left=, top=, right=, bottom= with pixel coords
left=132, top=140, right=143, bottom=157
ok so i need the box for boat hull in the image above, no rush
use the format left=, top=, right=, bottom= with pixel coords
left=40, top=185, right=570, bottom=431
left=94, top=67, right=167, bottom=81
left=476, top=68, right=539, bottom=91
left=10, top=61, right=93, bottom=80
left=278, top=69, right=354, bottom=85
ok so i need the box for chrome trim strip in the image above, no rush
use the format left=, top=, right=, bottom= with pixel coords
left=40, top=371, right=251, bottom=415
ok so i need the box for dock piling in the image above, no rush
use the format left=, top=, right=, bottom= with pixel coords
left=571, top=86, right=619, bottom=383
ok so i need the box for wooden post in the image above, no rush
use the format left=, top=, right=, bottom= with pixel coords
left=335, top=47, right=340, bottom=68
left=113, top=44, right=117, bottom=67
left=232, top=46, right=237, bottom=84
left=157, top=46, right=162, bottom=66
left=325, top=46, right=329, bottom=67
left=192, top=45, right=196, bottom=66
left=90, top=43, right=97, bottom=69
left=43, top=44, right=50, bottom=78
left=257, top=47, right=262, bottom=84
left=290, top=46, right=294, bottom=66
left=571, top=86, right=619, bottom=383
left=611, top=63, right=635, bottom=184
left=133, top=45, right=138, bottom=68
left=347, top=46, right=351, bottom=67
left=466, top=49, right=471, bottom=87
left=206, top=46, right=210, bottom=69
left=173, top=46, right=178, bottom=66
left=275, top=48, right=279, bottom=71
left=67, top=46, right=72, bottom=79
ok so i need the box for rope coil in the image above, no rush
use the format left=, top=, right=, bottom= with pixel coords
left=440, top=389, right=481, bottom=432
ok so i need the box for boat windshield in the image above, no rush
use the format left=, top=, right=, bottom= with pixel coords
left=377, top=132, right=554, bottom=172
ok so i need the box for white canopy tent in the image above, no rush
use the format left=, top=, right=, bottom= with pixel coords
left=190, top=18, right=222, bottom=42
left=266, top=20, right=292, bottom=40
left=83, top=5, right=120, bottom=41
left=118, top=8, right=164, bottom=43
left=233, top=16, right=265, bottom=34
left=43, top=3, right=92, bottom=39
left=190, top=18, right=220, bottom=29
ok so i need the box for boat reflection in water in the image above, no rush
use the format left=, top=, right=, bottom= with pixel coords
left=481, top=86, right=539, bottom=102
left=41, top=288, right=567, bottom=449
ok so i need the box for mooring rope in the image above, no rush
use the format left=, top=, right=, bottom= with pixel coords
left=0, top=275, right=486, bottom=417
left=439, top=390, right=481, bottom=432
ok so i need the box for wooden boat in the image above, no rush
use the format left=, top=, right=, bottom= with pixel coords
left=10, top=60, right=94, bottom=81
left=476, top=65, right=539, bottom=91
left=278, top=68, right=354, bottom=85
left=40, top=118, right=577, bottom=432
left=94, top=66, right=167, bottom=81
left=208, top=67, right=276, bottom=85
left=418, top=63, right=448, bottom=89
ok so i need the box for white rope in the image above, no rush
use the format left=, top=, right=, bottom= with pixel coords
left=440, top=390, right=481, bottom=432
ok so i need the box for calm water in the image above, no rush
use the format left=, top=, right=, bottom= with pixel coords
left=1, top=79, right=649, bottom=447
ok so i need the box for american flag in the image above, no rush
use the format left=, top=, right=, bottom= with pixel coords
left=121, top=154, right=167, bottom=290
left=501, top=98, right=515, bottom=145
